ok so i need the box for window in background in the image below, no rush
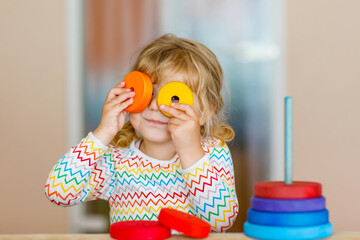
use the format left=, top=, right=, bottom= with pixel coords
left=158, top=1, right=285, bottom=231
left=74, top=0, right=284, bottom=233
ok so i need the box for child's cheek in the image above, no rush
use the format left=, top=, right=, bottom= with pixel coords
left=129, top=113, right=141, bottom=130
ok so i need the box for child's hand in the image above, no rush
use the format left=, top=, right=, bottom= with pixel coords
left=160, top=103, right=205, bottom=169
left=93, top=82, right=135, bottom=145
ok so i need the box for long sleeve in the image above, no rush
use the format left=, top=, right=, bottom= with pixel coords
left=181, top=139, right=239, bottom=232
left=45, top=132, right=116, bottom=206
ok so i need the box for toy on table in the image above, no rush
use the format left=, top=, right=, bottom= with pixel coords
left=110, top=208, right=211, bottom=240
left=110, top=220, right=171, bottom=240
left=158, top=208, right=211, bottom=238
left=244, top=97, right=333, bottom=240
left=122, top=71, right=193, bottom=116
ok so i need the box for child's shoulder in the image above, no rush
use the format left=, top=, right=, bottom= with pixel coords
left=201, top=137, right=228, bottom=153
left=201, top=137, right=232, bottom=163
left=108, top=141, right=136, bottom=158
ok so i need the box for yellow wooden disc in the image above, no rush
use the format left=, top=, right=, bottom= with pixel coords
left=157, top=81, right=193, bottom=117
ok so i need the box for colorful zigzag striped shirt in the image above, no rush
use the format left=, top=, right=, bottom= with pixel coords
left=45, top=132, right=239, bottom=231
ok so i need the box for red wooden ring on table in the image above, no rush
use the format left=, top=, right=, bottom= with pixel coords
left=110, top=220, right=171, bottom=240
left=158, top=208, right=211, bottom=238
left=254, top=181, right=322, bottom=199
left=123, top=71, right=153, bottom=113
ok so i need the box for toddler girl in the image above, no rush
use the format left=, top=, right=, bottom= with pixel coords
left=45, top=34, right=239, bottom=232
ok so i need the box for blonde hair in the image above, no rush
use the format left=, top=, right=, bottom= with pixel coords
left=111, top=34, right=234, bottom=148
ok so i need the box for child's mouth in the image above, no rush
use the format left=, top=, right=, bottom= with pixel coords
left=146, top=119, right=167, bottom=125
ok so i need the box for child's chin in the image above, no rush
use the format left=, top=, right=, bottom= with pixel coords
left=143, top=131, right=171, bottom=143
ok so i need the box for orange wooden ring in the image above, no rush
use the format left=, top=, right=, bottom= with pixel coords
left=254, top=181, right=322, bottom=199
left=123, top=71, right=153, bottom=113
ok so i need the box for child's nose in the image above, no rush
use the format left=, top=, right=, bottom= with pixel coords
left=148, top=93, right=159, bottom=111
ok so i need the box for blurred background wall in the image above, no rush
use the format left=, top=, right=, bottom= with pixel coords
left=0, top=0, right=359, bottom=234
left=287, top=0, right=360, bottom=231
left=0, top=0, right=67, bottom=233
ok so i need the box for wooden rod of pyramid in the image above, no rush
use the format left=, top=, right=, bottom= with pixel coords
left=285, top=96, right=293, bottom=184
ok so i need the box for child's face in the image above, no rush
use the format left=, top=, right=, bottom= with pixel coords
left=129, top=71, right=201, bottom=144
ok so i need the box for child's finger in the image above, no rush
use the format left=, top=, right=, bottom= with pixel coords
left=112, top=81, right=125, bottom=88
left=106, top=85, right=131, bottom=102
left=168, top=117, right=183, bottom=126
left=108, top=91, right=135, bottom=106
left=115, top=97, right=133, bottom=111
left=160, top=104, right=190, bottom=120
left=170, top=103, right=198, bottom=119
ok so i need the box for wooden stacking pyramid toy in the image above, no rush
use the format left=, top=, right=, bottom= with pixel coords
left=244, top=97, right=333, bottom=240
